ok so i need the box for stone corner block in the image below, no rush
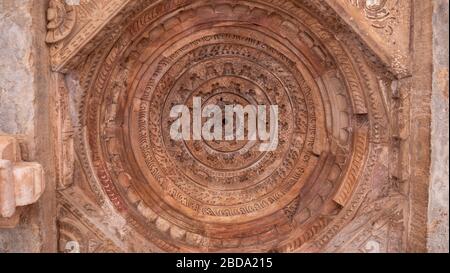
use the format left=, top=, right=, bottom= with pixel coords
left=0, top=135, right=46, bottom=227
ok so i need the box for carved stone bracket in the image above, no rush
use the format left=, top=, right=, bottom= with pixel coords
left=45, top=0, right=130, bottom=72
left=325, top=0, right=412, bottom=77
left=0, top=135, right=45, bottom=227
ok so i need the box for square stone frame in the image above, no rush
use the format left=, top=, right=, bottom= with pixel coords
left=0, top=0, right=441, bottom=253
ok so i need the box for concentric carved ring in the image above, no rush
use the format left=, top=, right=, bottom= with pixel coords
left=80, top=0, right=380, bottom=252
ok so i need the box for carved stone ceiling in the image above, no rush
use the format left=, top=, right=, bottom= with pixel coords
left=48, top=0, right=412, bottom=252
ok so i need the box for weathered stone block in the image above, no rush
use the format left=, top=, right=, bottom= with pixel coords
left=13, top=162, right=45, bottom=207
left=0, top=136, right=45, bottom=223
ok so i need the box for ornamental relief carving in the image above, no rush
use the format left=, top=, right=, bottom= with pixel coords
left=348, top=0, right=400, bottom=36
left=48, top=0, right=413, bottom=252
left=46, top=0, right=77, bottom=43
left=333, top=0, right=412, bottom=76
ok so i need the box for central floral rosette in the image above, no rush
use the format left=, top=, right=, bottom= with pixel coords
left=129, top=31, right=317, bottom=221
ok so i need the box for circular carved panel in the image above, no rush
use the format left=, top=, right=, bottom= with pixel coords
left=78, top=0, right=385, bottom=252
left=133, top=31, right=319, bottom=222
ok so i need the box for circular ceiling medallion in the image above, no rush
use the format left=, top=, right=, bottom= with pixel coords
left=79, top=0, right=382, bottom=252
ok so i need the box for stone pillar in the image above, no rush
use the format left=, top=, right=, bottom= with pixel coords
left=428, top=0, right=449, bottom=253
left=0, top=0, right=56, bottom=252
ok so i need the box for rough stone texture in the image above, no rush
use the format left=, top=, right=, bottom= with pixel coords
left=428, top=0, right=449, bottom=253
left=0, top=0, right=40, bottom=253
left=0, top=0, right=35, bottom=135
left=0, top=0, right=56, bottom=253
left=0, top=208, right=42, bottom=252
